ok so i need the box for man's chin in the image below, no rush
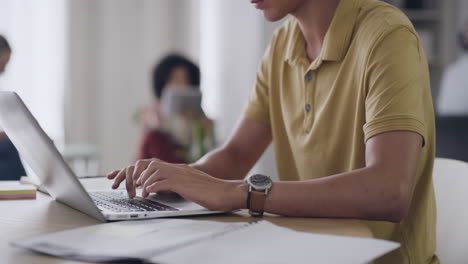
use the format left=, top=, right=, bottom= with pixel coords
left=263, top=11, right=287, bottom=22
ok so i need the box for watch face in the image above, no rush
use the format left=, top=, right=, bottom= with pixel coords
left=247, top=174, right=272, bottom=190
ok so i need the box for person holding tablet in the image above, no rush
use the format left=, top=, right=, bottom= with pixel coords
left=136, top=54, right=213, bottom=163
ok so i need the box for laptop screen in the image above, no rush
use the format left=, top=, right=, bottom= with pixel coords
left=0, top=92, right=105, bottom=221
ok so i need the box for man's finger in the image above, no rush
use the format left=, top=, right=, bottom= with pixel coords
left=141, top=170, right=165, bottom=198
left=112, top=169, right=127, bottom=189
left=126, top=166, right=136, bottom=198
left=137, top=160, right=162, bottom=186
left=107, top=170, right=120, bottom=179
left=145, top=180, right=172, bottom=196
left=132, top=159, right=150, bottom=183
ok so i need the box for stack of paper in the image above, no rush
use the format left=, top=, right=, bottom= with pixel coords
left=12, top=219, right=399, bottom=264
left=0, top=182, right=36, bottom=200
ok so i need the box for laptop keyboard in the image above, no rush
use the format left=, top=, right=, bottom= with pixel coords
left=90, top=192, right=179, bottom=212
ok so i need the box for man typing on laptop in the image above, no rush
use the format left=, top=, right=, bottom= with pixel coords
left=108, top=0, right=437, bottom=263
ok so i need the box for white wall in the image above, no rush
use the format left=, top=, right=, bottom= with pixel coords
left=199, top=0, right=282, bottom=179
left=65, top=0, right=283, bottom=178
left=1, top=0, right=284, bottom=178
left=65, top=0, right=199, bottom=173
left=0, top=0, right=67, bottom=143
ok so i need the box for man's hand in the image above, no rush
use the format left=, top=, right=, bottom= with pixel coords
left=107, top=159, right=247, bottom=212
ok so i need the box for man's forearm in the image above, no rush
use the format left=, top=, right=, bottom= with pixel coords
left=227, top=165, right=414, bottom=222
left=191, top=147, right=250, bottom=181
left=259, top=166, right=412, bottom=222
left=191, top=118, right=271, bottom=181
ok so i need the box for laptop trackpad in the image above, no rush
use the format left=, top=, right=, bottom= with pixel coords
left=147, top=193, right=207, bottom=211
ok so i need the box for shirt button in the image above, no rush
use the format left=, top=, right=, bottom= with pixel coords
left=305, top=73, right=313, bottom=82
left=305, top=104, right=312, bottom=112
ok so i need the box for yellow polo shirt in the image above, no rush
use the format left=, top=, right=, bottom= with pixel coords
left=244, top=0, right=437, bottom=263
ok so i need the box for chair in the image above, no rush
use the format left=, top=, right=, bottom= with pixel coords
left=435, top=115, right=468, bottom=162
left=0, top=138, right=26, bottom=180
left=433, top=158, right=468, bottom=263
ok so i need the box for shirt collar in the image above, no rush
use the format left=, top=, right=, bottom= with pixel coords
left=285, top=0, right=361, bottom=65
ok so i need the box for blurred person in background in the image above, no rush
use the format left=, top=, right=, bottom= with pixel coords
left=437, top=20, right=468, bottom=115
left=136, top=54, right=213, bottom=163
left=0, top=35, right=26, bottom=180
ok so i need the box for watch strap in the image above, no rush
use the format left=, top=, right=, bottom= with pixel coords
left=248, top=190, right=267, bottom=216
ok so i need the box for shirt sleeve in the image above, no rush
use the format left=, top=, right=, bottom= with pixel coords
left=363, top=26, right=430, bottom=145
left=243, top=39, right=275, bottom=126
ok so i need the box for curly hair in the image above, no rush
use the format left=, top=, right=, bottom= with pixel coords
left=152, top=54, right=200, bottom=99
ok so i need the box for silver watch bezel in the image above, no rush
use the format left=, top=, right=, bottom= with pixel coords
left=245, top=174, right=273, bottom=193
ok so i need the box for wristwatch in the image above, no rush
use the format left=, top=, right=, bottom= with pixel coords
left=244, top=174, right=273, bottom=217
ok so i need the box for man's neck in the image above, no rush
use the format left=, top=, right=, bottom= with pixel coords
left=292, top=0, right=341, bottom=62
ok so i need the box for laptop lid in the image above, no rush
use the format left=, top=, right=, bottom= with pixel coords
left=0, top=92, right=106, bottom=222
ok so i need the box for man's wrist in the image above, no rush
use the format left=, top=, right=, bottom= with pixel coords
left=227, top=180, right=249, bottom=210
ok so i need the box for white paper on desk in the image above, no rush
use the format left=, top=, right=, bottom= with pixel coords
left=151, top=221, right=400, bottom=264
left=11, top=219, right=247, bottom=263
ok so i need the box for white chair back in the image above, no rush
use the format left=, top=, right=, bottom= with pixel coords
left=433, top=158, right=468, bottom=263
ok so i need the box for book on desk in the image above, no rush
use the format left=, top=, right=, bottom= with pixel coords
left=11, top=218, right=399, bottom=264
left=0, top=181, right=36, bottom=200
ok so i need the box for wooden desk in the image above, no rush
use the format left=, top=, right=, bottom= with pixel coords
left=0, top=179, right=372, bottom=264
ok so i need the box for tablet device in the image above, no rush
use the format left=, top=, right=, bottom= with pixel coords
left=160, top=88, right=203, bottom=119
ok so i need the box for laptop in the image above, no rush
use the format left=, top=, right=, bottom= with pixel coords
left=0, top=91, right=226, bottom=221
